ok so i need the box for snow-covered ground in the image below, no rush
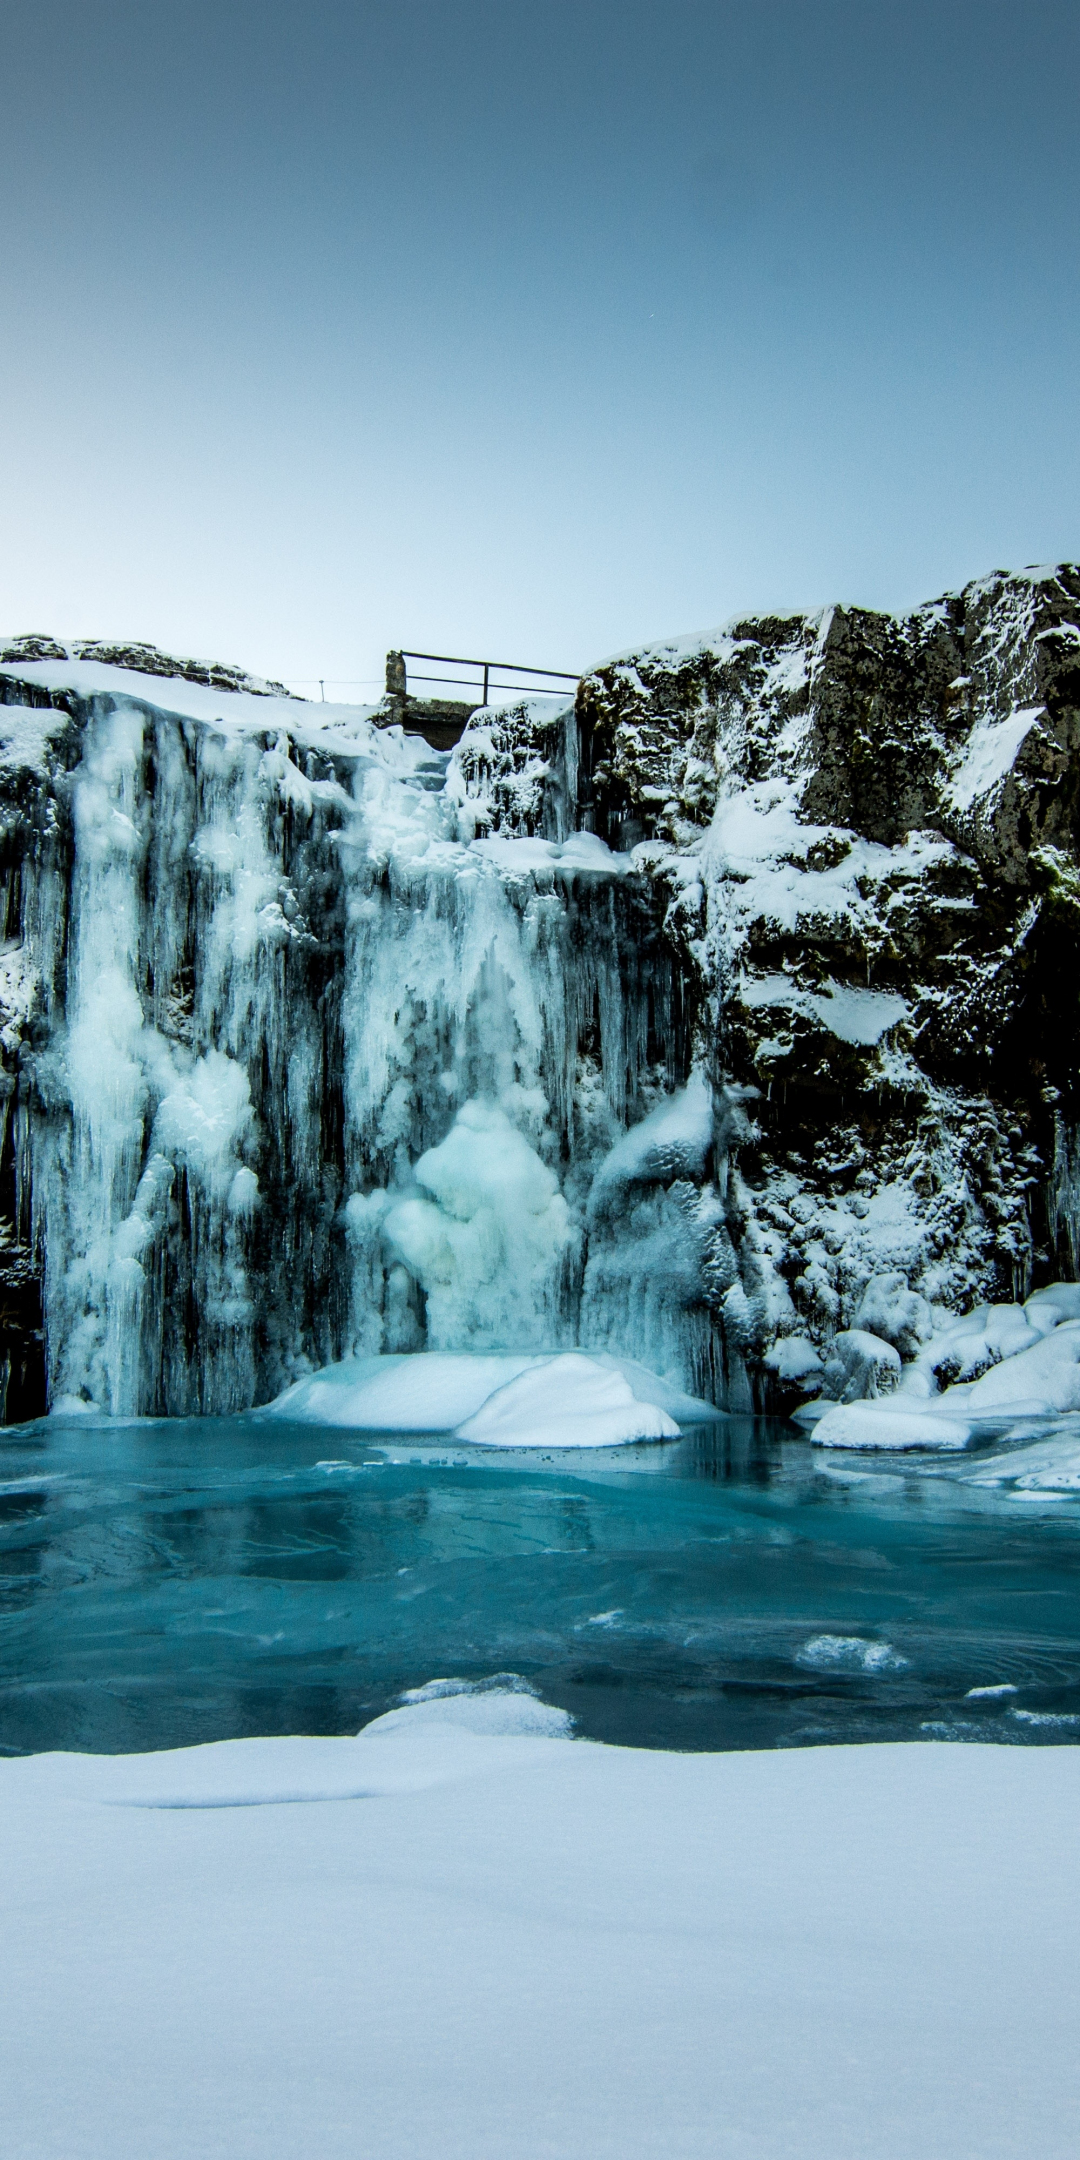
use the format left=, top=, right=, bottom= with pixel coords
left=2, top=1686, right=1077, bottom=2159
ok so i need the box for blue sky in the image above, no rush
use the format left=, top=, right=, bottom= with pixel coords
left=1, top=0, right=1077, bottom=693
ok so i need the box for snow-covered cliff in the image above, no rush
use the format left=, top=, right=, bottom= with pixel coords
left=0, top=565, right=1077, bottom=1422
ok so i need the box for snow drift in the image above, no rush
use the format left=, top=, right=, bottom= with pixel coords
left=2, top=1689, right=1078, bottom=2159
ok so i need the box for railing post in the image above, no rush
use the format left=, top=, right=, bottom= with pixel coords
left=483, top=662, right=489, bottom=705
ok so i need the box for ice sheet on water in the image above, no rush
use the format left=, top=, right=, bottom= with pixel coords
left=967, top=1426, right=1080, bottom=1492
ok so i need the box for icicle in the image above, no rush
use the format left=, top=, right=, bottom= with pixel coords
left=12, top=686, right=713, bottom=1414
left=1049, top=1112, right=1080, bottom=1279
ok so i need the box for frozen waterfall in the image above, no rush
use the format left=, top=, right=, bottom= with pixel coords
left=0, top=673, right=725, bottom=1418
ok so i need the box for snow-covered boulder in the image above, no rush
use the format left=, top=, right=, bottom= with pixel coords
left=853, top=1272, right=931, bottom=1358
left=820, top=1329, right=901, bottom=1403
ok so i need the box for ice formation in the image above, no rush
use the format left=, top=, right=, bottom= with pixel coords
left=0, top=565, right=1079, bottom=1428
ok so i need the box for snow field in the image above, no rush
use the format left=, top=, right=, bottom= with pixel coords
left=2, top=1688, right=1078, bottom=2159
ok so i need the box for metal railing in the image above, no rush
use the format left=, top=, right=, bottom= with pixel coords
left=281, top=653, right=581, bottom=706
left=394, top=650, right=579, bottom=705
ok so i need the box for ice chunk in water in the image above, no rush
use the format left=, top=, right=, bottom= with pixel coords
left=795, top=1635, right=910, bottom=1673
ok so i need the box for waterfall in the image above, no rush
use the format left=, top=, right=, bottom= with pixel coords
left=1049, top=1112, right=1080, bottom=1281
left=2, top=683, right=722, bottom=1416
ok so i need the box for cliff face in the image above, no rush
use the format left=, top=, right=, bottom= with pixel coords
left=0, top=566, right=1077, bottom=1423
left=568, top=566, right=1080, bottom=1401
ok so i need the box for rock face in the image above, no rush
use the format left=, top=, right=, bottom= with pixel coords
left=0, top=570, right=1077, bottom=1422
left=573, top=565, right=1080, bottom=1402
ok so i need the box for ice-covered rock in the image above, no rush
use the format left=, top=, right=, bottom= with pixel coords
left=762, top=1334, right=823, bottom=1390
left=1025, top=1282, right=1080, bottom=1330
left=812, top=1401, right=973, bottom=1450
left=2, top=569, right=1080, bottom=1421
left=853, top=1272, right=931, bottom=1358
left=820, top=1328, right=901, bottom=1403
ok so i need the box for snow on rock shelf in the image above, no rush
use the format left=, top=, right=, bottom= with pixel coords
left=2, top=570, right=1080, bottom=1425
left=2, top=1691, right=1079, bottom=2159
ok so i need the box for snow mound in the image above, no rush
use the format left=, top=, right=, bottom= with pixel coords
left=367, top=1678, right=574, bottom=1740
left=812, top=1401, right=972, bottom=1450
left=265, top=1353, right=541, bottom=1430
left=454, top=1352, right=679, bottom=1447
left=806, top=1287, right=1080, bottom=1449
left=956, top=1320, right=1080, bottom=1412
left=264, top=1349, right=711, bottom=1445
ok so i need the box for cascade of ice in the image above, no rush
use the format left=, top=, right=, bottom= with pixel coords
left=334, top=747, right=699, bottom=1359
left=1049, top=1112, right=1080, bottom=1280
left=4, top=680, right=722, bottom=1418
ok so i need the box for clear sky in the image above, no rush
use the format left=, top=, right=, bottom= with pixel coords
left=1, top=0, right=1077, bottom=696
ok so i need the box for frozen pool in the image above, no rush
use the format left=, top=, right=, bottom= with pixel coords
left=2, top=1411, right=1079, bottom=1755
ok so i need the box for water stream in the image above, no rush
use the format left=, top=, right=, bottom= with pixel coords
left=4, top=1411, right=1078, bottom=1757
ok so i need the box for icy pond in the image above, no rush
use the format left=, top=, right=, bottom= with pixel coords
left=3, top=1411, right=1079, bottom=1758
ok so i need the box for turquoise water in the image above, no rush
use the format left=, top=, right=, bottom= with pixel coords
left=2, top=1412, right=1079, bottom=1755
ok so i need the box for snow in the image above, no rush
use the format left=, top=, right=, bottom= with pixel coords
left=2, top=1692, right=1078, bottom=2159
left=958, top=1319, right=1080, bottom=1412
left=945, top=707, right=1043, bottom=812
left=740, top=972, right=909, bottom=1045
left=471, top=831, right=629, bottom=875
left=0, top=701, right=69, bottom=773
left=812, top=1400, right=973, bottom=1450
left=1026, top=1283, right=1080, bottom=1327
left=0, top=938, right=39, bottom=1052
left=454, top=1352, right=679, bottom=1447
left=803, top=1285, right=1080, bottom=1447
left=0, top=651, right=390, bottom=760
left=853, top=1271, right=930, bottom=1356
left=763, top=1333, right=822, bottom=1384
left=821, top=1328, right=901, bottom=1402
left=699, top=785, right=958, bottom=1031
left=265, top=1349, right=711, bottom=1445
left=587, top=1070, right=713, bottom=1199
left=266, top=1352, right=543, bottom=1430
